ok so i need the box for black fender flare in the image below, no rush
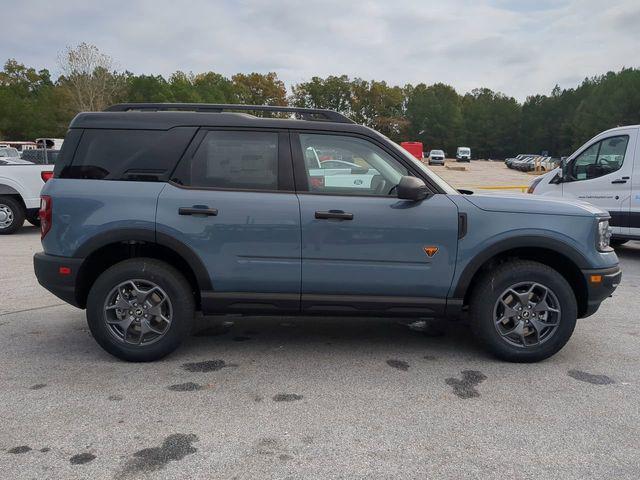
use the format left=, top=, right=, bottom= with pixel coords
left=452, top=235, right=590, bottom=299
left=74, top=228, right=212, bottom=291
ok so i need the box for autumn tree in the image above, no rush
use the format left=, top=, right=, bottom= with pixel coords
left=57, top=43, right=125, bottom=111
left=232, top=72, right=287, bottom=106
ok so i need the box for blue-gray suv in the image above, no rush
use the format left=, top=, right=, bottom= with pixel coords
left=33, top=103, right=621, bottom=362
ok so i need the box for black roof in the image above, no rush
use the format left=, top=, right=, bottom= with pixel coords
left=70, top=103, right=372, bottom=135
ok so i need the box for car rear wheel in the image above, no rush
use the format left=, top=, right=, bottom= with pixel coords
left=469, top=260, right=577, bottom=362
left=0, top=196, right=25, bottom=235
left=86, top=258, right=195, bottom=362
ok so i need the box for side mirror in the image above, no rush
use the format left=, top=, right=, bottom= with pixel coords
left=397, top=176, right=429, bottom=201
left=549, top=171, right=563, bottom=184
left=550, top=157, right=570, bottom=184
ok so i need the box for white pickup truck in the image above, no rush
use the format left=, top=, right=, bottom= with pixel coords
left=0, top=162, right=54, bottom=234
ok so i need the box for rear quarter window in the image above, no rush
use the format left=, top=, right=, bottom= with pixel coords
left=59, top=127, right=196, bottom=181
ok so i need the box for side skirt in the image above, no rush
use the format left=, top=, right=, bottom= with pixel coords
left=201, top=291, right=451, bottom=317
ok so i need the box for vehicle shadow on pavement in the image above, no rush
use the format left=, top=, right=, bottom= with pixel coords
left=9, top=223, right=40, bottom=235
left=615, top=241, right=640, bottom=261
left=178, top=314, right=484, bottom=361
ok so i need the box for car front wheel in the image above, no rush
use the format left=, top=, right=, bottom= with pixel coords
left=470, top=260, right=577, bottom=362
left=86, top=258, right=195, bottom=361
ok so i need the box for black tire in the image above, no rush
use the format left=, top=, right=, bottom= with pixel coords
left=86, top=258, right=195, bottom=362
left=610, top=238, right=628, bottom=248
left=26, top=212, right=41, bottom=227
left=469, top=260, right=577, bottom=363
left=0, top=196, right=25, bottom=235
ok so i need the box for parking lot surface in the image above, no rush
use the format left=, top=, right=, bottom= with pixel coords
left=429, top=160, right=534, bottom=191
left=1, top=226, right=639, bottom=479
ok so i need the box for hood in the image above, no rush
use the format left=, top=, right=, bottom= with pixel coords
left=462, top=191, right=607, bottom=217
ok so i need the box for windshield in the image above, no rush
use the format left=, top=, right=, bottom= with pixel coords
left=0, top=147, right=19, bottom=158
left=430, top=150, right=444, bottom=156
left=390, top=140, right=457, bottom=194
left=458, top=148, right=470, bottom=154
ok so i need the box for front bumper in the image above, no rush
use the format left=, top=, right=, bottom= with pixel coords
left=581, top=265, right=621, bottom=317
left=33, top=252, right=84, bottom=308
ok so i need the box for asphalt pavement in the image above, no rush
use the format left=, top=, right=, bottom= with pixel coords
left=1, top=225, right=639, bottom=479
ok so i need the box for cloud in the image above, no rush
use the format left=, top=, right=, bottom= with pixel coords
left=0, top=0, right=637, bottom=100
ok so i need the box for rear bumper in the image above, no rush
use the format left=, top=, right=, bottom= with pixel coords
left=33, top=252, right=84, bottom=308
left=581, top=265, right=622, bottom=318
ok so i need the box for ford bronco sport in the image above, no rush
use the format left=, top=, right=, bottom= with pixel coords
left=33, top=103, right=621, bottom=362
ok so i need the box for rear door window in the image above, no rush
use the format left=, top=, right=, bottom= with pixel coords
left=172, top=130, right=279, bottom=191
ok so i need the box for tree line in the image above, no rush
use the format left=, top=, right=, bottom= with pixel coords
left=1, top=43, right=639, bottom=159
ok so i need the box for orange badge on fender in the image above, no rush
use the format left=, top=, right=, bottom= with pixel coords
left=424, top=246, right=439, bottom=257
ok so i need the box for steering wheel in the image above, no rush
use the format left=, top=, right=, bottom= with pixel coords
left=388, top=184, right=398, bottom=196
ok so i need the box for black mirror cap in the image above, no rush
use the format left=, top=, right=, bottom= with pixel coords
left=397, top=176, right=429, bottom=201
left=549, top=170, right=563, bottom=184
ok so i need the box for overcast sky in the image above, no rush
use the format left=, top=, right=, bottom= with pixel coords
left=2, top=0, right=638, bottom=100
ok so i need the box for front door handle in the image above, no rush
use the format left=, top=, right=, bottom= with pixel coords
left=179, top=206, right=218, bottom=216
left=315, top=210, right=354, bottom=220
left=611, top=178, right=628, bottom=184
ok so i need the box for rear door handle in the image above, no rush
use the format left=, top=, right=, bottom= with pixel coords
left=179, top=206, right=218, bottom=216
left=315, top=210, right=354, bottom=220
left=611, top=178, right=628, bottom=184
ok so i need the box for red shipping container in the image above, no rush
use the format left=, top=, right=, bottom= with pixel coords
left=400, top=141, right=423, bottom=160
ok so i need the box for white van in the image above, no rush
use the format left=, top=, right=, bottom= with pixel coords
left=456, top=147, right=471, bottom=162
left=530, top=125, right=639, bottom=245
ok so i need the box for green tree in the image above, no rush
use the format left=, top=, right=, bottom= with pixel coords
left=0, top=59, right=71, bottom=138
left=405, top=82, right=462, bottom=154
left=461, top=88, right=521, bottom=159
left=193, top=72, right=236, bottom=103
left=291, top=75, right=352, bottom=113
left=126, top=74, right=174, bottom=102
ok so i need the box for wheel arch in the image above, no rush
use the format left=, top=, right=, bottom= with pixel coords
left=0, top=183, right=22, bottom=196
left=74, top=229, right=211, bottom=309
left=454, top=236, right=590, bottom=318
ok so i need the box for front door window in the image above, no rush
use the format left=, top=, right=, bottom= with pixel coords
left=298, top=133, right=409, bottom=196
left=569, top=135, right=628, bottom=181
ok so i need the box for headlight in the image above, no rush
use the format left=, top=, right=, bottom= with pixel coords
left=596, top=219, right=612, bottom=251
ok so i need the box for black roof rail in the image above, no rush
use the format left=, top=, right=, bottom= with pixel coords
left=104, top=103, right=354, bottom=124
